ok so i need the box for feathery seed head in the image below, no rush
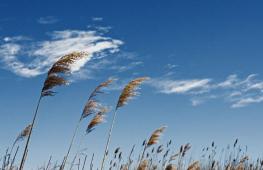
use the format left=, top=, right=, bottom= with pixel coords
left=86, top=107, right=108, bottom=133
left=165, top=164, right=177, bottom=170
left=42, top=51, right=88, bottom=97
left=137, top=160, right=148, bottom=170
left=81, top=79, right=113, bottom=120
left=116, top=77, right=149, bottom=109
left=187, top=161, right=200, bottom=170
left=147, top=126, right=166, bottom=146
left=15, top=124, right=32, bottom=144
left=81, top=100, right=99, bottom=120
left=89, top=79, right=114, bottom=100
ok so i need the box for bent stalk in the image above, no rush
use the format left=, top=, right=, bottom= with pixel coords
left=60, top=120, right=81, bottom=170
left=101, top=109, right=118, bottom=170
left=19, top=95, right=42, bottom=170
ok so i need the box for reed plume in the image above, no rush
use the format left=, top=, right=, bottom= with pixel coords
left=165, top=164, right=177, bottom=170
left=137, top=160, right=148, bottom=170
left=147, top=126, right=166, bottom=146
left=60, top=79, right=113, bottom=170
left=81, top=79, right=113, bottom=120
left=116, top=77, right=149, bottom=109
left=86, top=107, right=108, bottom=133
left=5, top=125, right=31, bottom=169
left=236, top=163, right=245, bottom=170
left=140, top=126, right=166, bottom=163
left=42, top=52, right=88, bottom=97
left=187, top=161, right=200, bottom=170
left=101, top=77, right=149, bottom=170
left=19, top=51, right=88, bottom=170
left=14, top=124, right=32, bottom=145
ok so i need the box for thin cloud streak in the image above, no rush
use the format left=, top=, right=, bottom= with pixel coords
left=149, top=74, right=263, bottom=108
left=37, top=16, right=58, bottom=24
left=149, top=78, right=212, bottom=94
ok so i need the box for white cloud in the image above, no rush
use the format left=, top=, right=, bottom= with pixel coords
left=110, top=61, right=143, bottom=72
left=92, top=17, right=103, bottom=21
left=150, top=74, right=263, bottom=108
left=232, top=96, right=263, bottom=108
left=0, top=29, right=123, bottom=77
left=150, top=78, right=211, bottom=94
left=3, top=36, right=31, bottom=42
left=37, top=16, right=58, bottom=24
left=166, top=64, right=177, bottom=70
left=191, top=99, right=204, bottom=106
left=217, top=74, right=239, bottom=88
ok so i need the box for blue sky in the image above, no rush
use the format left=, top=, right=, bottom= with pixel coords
left=0, top=0, right=263, bottom=169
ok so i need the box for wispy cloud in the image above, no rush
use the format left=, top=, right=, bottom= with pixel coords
left=92, top=17, right=103, bottom=21
left=3, top=36, right=31, bottom=42
left=0, top=29, right=123, bottom=77
left=37, top=16, right=58, bottom=24
left=149, top=74, right=263, bottom=108
left=149, top=78, right=212, bottom=94
left=232, top=96, right=263, bottom=108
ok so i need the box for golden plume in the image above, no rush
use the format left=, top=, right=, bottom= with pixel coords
left=147, top=126, right=166, bottom=146
left=116, top=77, right=149, bottom=109
left=187, top=161, right=200, bottom=170
left=86, top=107, right=108, bottom=133
left=15, top=124, right=32, bottom=143
left=41, top=51, right=88, bottom=97
left=81, top=79, right=113, bottom=120
left=137, top=160, right=148, bottom=170
left=165, top=164, right=177, bottom=170
left=89, top=79, right=113, bottom=100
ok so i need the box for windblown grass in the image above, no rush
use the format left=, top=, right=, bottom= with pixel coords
left=1, top=56, right=262, bottom=170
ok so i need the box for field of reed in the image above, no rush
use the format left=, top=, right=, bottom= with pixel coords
left=1, top=51, right=262, bottom=170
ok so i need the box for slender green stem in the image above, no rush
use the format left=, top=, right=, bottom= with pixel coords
left=101, top=109, right=118, bottom=170
left=19, top=95, right=42, bottom=170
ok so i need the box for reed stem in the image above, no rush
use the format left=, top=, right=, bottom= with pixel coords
left=101, top=109, right=118, bottom=170
left=19, top=95, right=42, bottom=170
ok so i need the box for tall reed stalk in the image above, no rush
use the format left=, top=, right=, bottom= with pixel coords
left=18, top=52, right=88, bottom=170
left=19, top=96, right=42, bottom=170
left=100, top=77, right=149, bottom=170
left=140, top=126, right=166, bottom=164
left=60, top=79, right=113, bottom=170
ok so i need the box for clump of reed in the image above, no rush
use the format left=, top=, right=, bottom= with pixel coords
left=100, top=77, right=149, bottom=170
left=19, top=51, right=89, bottom=170
left=60, top=79, right=113, bottom=170
left=2, top=54, right=263, bottom=170
left=2, top=123, right=263, bottom=170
